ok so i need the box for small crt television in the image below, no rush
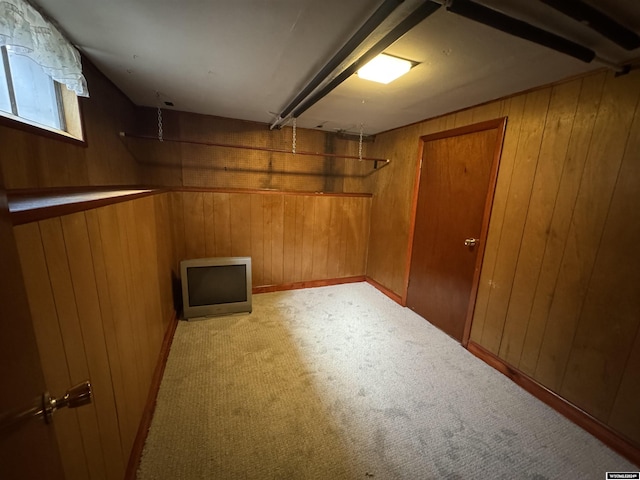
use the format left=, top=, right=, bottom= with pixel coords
left=180, top=257, right=252, bottom=319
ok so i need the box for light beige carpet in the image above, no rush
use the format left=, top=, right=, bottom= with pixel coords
left=137, top=283, right=635, bottom=479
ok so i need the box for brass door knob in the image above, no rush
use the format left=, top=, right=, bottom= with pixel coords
left=464, top=238, right=479, bottom=247
left=0, top=380, right=92, bottom=432
left=43, top=380, right=92, bottom=424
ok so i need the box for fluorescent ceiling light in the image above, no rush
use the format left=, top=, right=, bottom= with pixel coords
left=357, top=54, right=413, bottom=84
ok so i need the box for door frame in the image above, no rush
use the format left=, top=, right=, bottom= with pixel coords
left=403, top=117, right=507, bottom=346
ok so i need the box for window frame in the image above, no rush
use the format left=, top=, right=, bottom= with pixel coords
left=0, top=45, right=85, bottom=145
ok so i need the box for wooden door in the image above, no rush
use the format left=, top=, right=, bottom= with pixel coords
left=0, top=179, right=65, bottom=479
left=406, top=119, right=505, bottom=343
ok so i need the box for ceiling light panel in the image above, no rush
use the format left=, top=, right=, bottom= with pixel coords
left=357, top=53, right=414, bottom=84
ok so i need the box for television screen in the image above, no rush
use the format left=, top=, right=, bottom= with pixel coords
left=187, top=264, right=247, bottom=306
left=180, top=257, right=252, bottom=319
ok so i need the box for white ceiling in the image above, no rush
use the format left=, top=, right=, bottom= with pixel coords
left=33, top=0, right=640, bottom=135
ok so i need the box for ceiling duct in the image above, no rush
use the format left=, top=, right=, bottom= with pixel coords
left=291, top=1, right=441, bottom=120
left=445, top=0, right=596, bottom=63
left=270, top=0, right=405, bottom=130
left=539, top=0, right=640, bottom=51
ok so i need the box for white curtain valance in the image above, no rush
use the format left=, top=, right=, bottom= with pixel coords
left=0, top=0, right=89, bottom=97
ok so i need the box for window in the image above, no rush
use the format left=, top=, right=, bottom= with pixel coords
left=0, top=45, right=83, bottom=140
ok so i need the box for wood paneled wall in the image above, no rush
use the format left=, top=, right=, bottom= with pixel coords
left=366, top=69, right=640, bottom=447
left=171, top=190, right=371, bottom=287
left=9, top=187, right=371, bottom=479
left=1, top=55, right=374, bottom=194
left=0, top=60, right=141, bottom=189
left=131, top=108, right=375, bottom=194
left=13, top=194, right=175, bottom=480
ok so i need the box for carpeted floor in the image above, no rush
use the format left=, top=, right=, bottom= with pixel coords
left=137, top=282, right=635, bottom=479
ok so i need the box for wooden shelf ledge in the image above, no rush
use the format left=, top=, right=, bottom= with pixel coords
left=8, top=187, right=159, bottom=225
left=7, top=186, right=373, bottom=225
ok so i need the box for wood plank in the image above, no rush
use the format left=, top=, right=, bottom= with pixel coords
left=13, top=223, right=89, bottom=480
left=338, top=197, right=350, bottom=278
left=470, top=95, right=526, bottom=345
left=534, top=71, right=640, bottom=392
left=96, top=205, right=140, bottom=455
left=152, top=194, right=177, bottom=325
left=327, top=197, right=344, bottom=279
left=344, top=196, right=370, bottom=277
left=293, top=195, right=306, bottom=282
left=143, top=197, right=165, bottom=353
left=344, top=196, right=361, bottom=277
left=229, top=192, right=252, bottom=257
left=269, top=194, right=285, bottom=286
left=85, top=209, right=130, bottom=466
left=182, top=191, right=205, bottom=260
left=559, top=82, right=640, bottom=420
left=154, top=197, right=170, bottom=364
left=39, top=217, right=107, bottom=479
left=213, top=192, right=232, bottom=257
left=453, top=108, right=474, bottom=128
left=282, top=196, right=297, bottom=284
left=471, top=101, right=504, bottom=123
left=518, top=72, right=607, bottom=375
left=351, top=196, right=367, bottom=276
left=125, top=201, right=153, bottom=387
left=262, top=194, right=274, bottom=285
left=443, top=114, right=457, bottom=132
left=117, top=202, right=151, bottom=404
left=311, top=195, right=331, bottom=280
left=61, top=212, right=125, bottom=480
left=250, top=194, right=265, bottom=286
left=498, top=80, right=582, bottom=366
left=357, top=197, right=371, bottom=275
left=203, top=192, right=216, bottom=257
left=476, top=89, right=551, bottom=353
left=133, top=197, right=165, bottom=367
left=301, top=196, right=315, bottom=281
left=145, top=201, right=166, bottom=372
left=170, top=191, right=186, bottom=267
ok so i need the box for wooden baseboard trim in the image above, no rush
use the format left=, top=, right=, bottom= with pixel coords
left=125, top=310, right=179, bottom=480
left=467, top=341, right=640, bottom=467
left=365, top=276, right=404, bottom=305
left=252, top=276, right=366, bottom=295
